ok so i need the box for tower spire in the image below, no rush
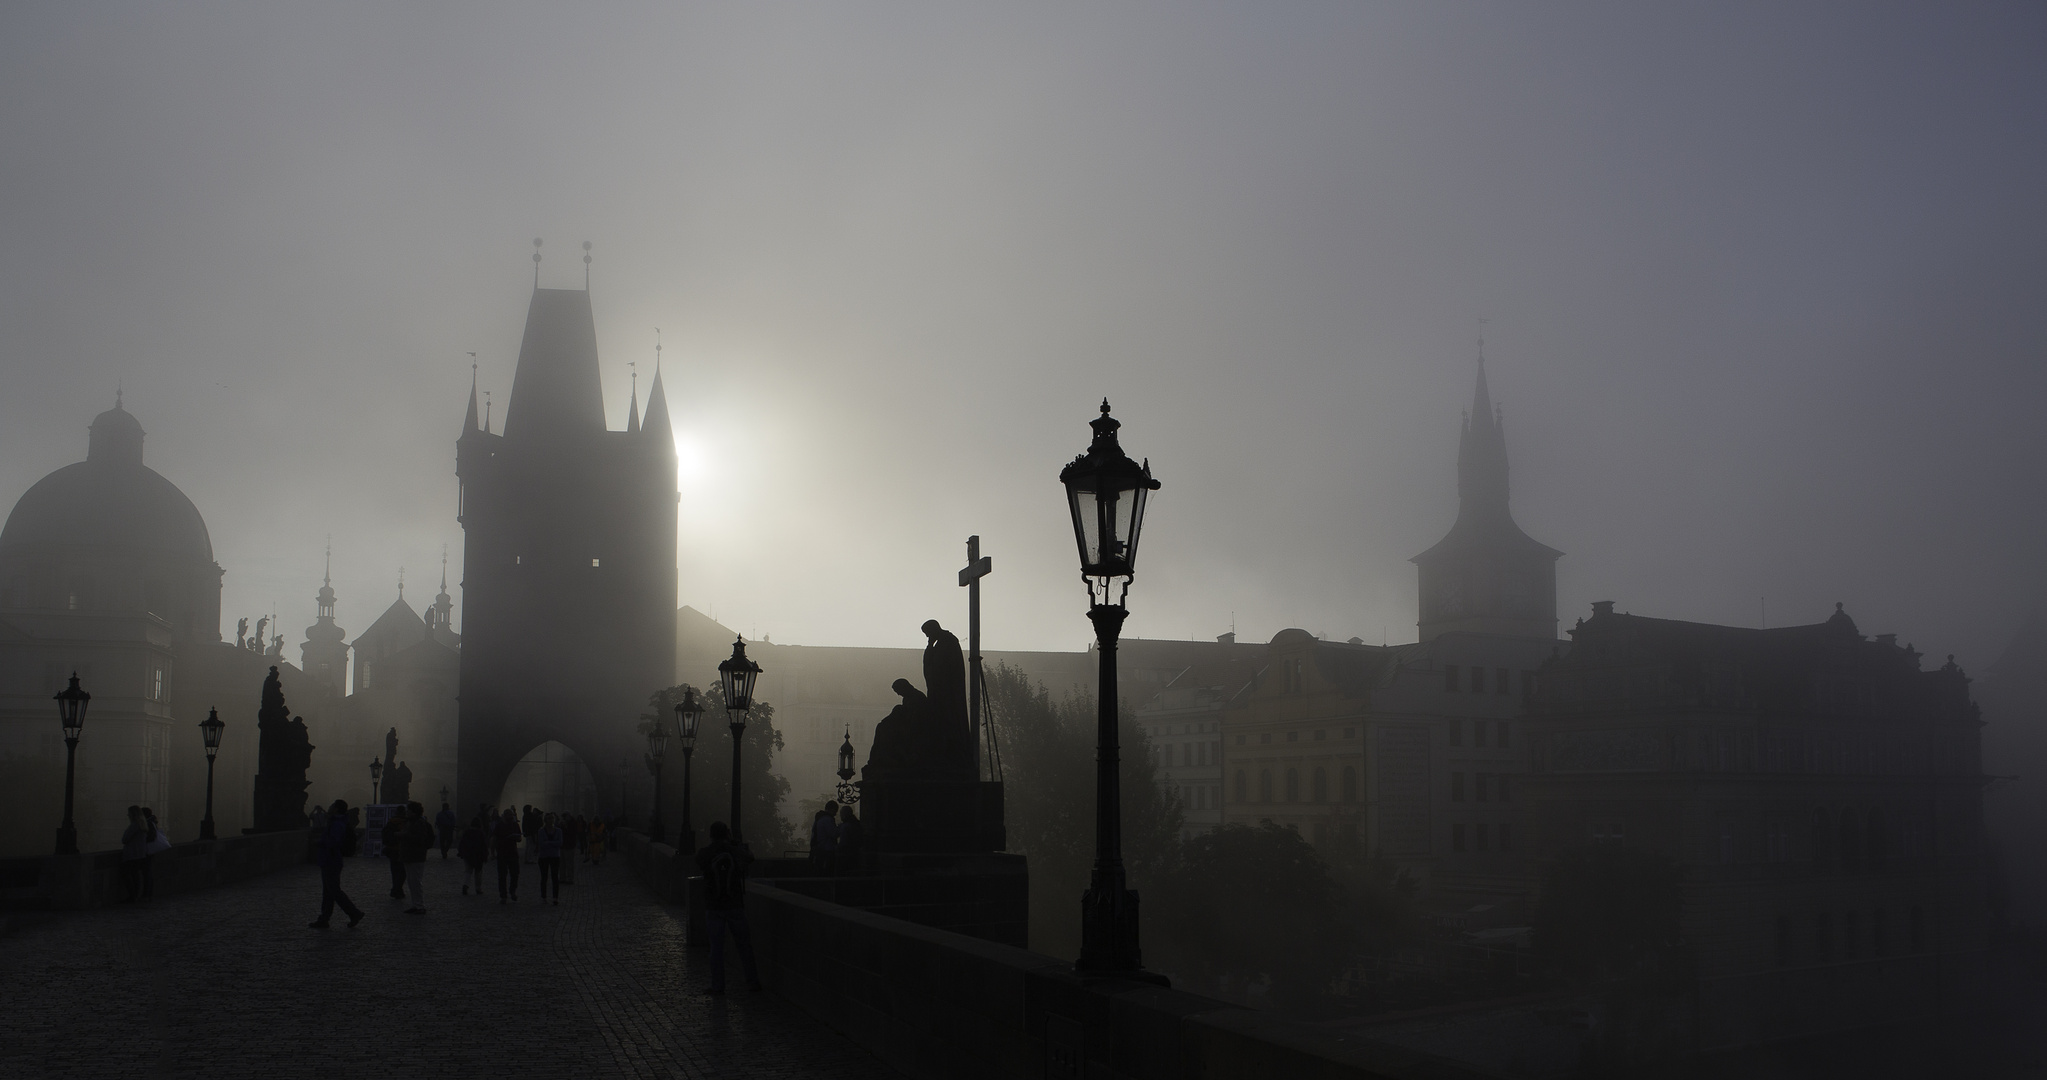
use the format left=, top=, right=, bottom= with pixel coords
left=583, top=240, right=592, bottom=291
left=462, top=355, right=480, bottom=432
left=626, top=359, right=641, bottom=433
left=532, top=238, right=542, bottom=288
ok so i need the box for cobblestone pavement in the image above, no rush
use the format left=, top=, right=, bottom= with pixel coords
left=0, top=854, right=902, bottom=1080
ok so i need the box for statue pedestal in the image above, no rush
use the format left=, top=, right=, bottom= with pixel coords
left=860, top=779, right=1004, bottom=854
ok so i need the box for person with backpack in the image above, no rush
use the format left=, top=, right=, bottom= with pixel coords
left=458, top=816, right=489, bottom=896
left=694, top=821, right=762, bottom=994
left=587, top=817, right=608, bottom=866
left=309, top=798, right=364, bottom=929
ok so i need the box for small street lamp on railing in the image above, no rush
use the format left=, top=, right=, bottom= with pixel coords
left=369, top=757, right=383, bottom=805
left=199, top=708, right=224, bottom=840
left=718, top=638, right=762, bottom=842
left=673, top=686, right=703, bottom=855
left=53, top=673, right=90, bottom=856
left=836, top=725, right=862, bottom=807
left=1059, top=399, right=1165, bottom=984
left=646, top=712, right=669, bottom=843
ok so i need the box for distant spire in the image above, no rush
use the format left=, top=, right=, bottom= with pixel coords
left=1455, top=355, right=1509, bottom=519
left=532, top=237, right=543, bottom=288
left=583, top=241, right=592, bottom=291
left=626, top=359, right=641, bottom=433
left=398, top=567, right=405, bottom=600
left=643, top=339, right=673, bottom=441
left=116, top=383, right=123, bottom=409
left=484, top=391, right=492, bottom=433
left=462, top=357, right=480, bottom=432
left=440, top=545, right=448, bottom=590
left=324, top=537, right=332, bottom=587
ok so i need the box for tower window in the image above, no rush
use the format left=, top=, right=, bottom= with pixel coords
left=591, top=558, right=601, bottom=568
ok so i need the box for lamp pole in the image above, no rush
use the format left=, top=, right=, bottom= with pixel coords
left=1059, top=400, right=1166, bottom=983
left=53, top=673, right=90, bottom=856
left=370, top=757, right=383, bottom=805
left=199, top=708, right=224, bottom=840
left=674, top=688, right=702, bottom=854
left=718, top=639, right=763, bottom=843
left=646, top=715, right=669, bottom=843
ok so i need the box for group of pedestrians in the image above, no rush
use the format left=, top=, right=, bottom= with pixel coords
left=453, top=803, right=616, bottom=905
left=805, top=800, right=863, bottom=875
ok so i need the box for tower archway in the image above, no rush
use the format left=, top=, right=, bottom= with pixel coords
left=496, top=740, right=601, bottom=818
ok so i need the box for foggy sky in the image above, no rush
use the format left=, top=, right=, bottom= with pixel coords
left=2, top=4, right=2043, bottom=668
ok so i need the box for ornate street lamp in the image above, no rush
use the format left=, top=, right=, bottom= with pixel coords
left=53, top=673, right=90, bottom=856
left=1058, top=399, right=1165, bottom=983
left=835, top=725, right=861, bottom=807
left=673, top=686, right=703, bottom=855
left=718, top=638, right=762, bottom=842
left=369, top=756, right=383, bottom=804
left=198, top=708, right=225, bottom=840
left=646, top=712, right=669, bottom=843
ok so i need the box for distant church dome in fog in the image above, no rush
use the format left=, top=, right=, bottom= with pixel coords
left=0, top=395, right=222, bottom=641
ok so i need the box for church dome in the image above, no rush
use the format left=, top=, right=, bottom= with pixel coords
left=0, top=402, right=214, bottom=564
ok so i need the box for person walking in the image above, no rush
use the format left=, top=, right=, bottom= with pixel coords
left=493, top=807, right=522, bottom=902
left=120, top=806, right=150, bottom=903
left=401, top=802, right=434, bottom=914
left=809, top=801, right=840, bottom=875
left=435, top=802, right=457, bottom=859
left=309, top=799, right=364, bottom=928
left=695, top=821, right=762, bottom=994
left=536, top=813, right=564, bottom=906
left=836, top=804, right=863, bottom=875
left=586, top=816, right=608, bottom=867
left=458, top=815, right=488, bottom=896
left=560, top=815, right=579, bottom=885
left=521, top=805, right=541, bottom=864
left=381, top=810, right=407, bottom=900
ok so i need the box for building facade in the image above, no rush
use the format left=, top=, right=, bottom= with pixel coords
left=1523, top=602, right=1991, bottom=1051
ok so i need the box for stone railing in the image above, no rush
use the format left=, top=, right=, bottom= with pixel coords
left=0, top=829, right=312, bottom=911
left=615, top=830, right=1496, bottom=1080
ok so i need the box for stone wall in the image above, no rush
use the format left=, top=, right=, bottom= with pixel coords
left=0, top=828, right=311, bottom=911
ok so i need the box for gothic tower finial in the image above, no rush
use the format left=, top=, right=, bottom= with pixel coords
left=583, top=240, right=592, bottom=291
left=532, top=237, right=543, bottom=288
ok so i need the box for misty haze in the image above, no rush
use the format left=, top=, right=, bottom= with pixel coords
left=1, top=5, right=2044, bottom=1079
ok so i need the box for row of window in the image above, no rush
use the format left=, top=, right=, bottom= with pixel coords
left=1448, top=719, right=1511, bottom=748
left=1443, top=665, right=1535, bottom=696
left=1449, top=771, right=1510, bottom=803
left=1234, top=765, right=1360, bottom=804
left=1450, top=821, right=1512, bottom=852
left=1159, top=741, right=1220, bottom=768
left=1776, top=907, right=1926, bottom=966
left=1235, top=727, right=1359, bottom=747
left=1173, top=784, right=1220, bottom=810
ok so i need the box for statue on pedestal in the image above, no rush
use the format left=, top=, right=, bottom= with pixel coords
left=251, top=666, right=315, bottom=831
left=858, top=619, right=1001, bottom=854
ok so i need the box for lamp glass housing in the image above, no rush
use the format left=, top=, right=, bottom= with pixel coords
left=837, top=726, right=857, bottom=782
left=370, top=757, right=383, bottom=782
left=674, top=688, right=702, bottom=750
left=199, top=708, right=225, bottom=756
left=718, top=638, right=762, bottom=720
left=1059, top=401, right=1159, bottom=582
left=54, top=672, right=90, bottom=742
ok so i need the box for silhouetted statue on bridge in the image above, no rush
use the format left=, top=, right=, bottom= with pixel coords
left=252, top=666, right=315, bottom=831
left=857, top=619, right=1002, bottom=855
left=387, top=760, right=413, bottom=805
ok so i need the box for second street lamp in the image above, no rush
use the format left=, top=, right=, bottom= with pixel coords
left=674, top=686, right=703, bottom=855
left=646, top=713, right=669, bottom=843
left=718, top=638, right=762, bottom=842
left=199, top=708, right=225, bottom=840
left=836, top=725, right=862, bottom=807
left=1059, top=399, right=1165, bottom=983
left=53, top=673, right=90, bottom=856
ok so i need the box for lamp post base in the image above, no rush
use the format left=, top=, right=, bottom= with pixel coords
left=199, top=818, right=216, bottom=841
left=1075, top=881, right=1169, bottom=986
left=54, top=825, right=77, bottom=857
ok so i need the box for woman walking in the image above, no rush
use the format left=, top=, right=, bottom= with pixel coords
left=586, top=816, right=607, bottom=867
left=536, top=813, right=564, bottom=905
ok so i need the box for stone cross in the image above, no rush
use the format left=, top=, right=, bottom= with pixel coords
left=958, top=535, right=993, bottom=777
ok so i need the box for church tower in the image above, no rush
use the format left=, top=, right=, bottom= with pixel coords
left=300, top=546, right=349, bottom=695
left=1411, top=360, right=1562, bottom=642
left=454, top=273, right=678, bottom=813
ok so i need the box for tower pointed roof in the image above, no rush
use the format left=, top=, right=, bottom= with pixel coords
left=501, top=287, right=606, bottom=448
left=462, top=365, right=480, bottom=433
left=626, top=373, right=641, bottom=434
left=1413, top=359, right=1556, bottom=564
left=643, top=358, right=672, bottom=441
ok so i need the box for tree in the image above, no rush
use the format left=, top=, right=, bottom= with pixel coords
left=985, top=662, right=1179, bottom=958
left=1146, top=822, right=1355, bottom=1005
left=640, top=683, right=792, bottom=855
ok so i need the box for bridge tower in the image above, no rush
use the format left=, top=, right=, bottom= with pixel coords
left=454, top=280, right=678, bottom=814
